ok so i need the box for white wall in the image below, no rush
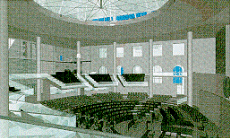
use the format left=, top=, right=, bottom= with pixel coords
left=193, top=38, right=216, bottom=74
left=81, top=38, right=216, bottom=96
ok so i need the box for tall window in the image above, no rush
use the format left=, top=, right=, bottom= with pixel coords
left=133, top=65, right=142, bottom=73
left=133, top=46, right=142, bottom=57
left=153, top=44, right=162, bottom=56
left=99, top=66, right=107, bottom=74
left=173, top=65, right=184, bottom=94
left=173, top=66, right=182, bottom=84
left=8, top=38, right=15, bottom=49
left=153, top=65, right=162, bottom=83
left=116, top=47, right=124, bottom=57
left=177, top=85, right=184, bottom=94
left=99, top=48, right=107, bottom=58
left=173, top=43, right=184, bottom=56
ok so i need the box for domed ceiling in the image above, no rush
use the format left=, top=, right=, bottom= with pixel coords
left=7, top=0, right=229, bottom=47
left=34, top=0, right=168, bottom=22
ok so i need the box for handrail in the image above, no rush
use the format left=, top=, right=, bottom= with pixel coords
left=10, top=110, right=73, bottom=117
left=117, top=75, right=148, bottom=87
left=84, top=74, right=119, bottom=88
left=9, top=73, right=88, bottom=90
left=16, top=94, right=26, bottom=103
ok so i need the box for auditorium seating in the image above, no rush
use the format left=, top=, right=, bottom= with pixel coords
left=41, top=94, right=215, bottom=137
left=52, top=69, right=80, bottom=83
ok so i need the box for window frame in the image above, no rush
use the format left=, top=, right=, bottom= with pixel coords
left=99, top=66, right=108, bottom=74
left=173, top=43, right=185, bottom=56
left=116, top=47, right=124, bottom=57
left=153, top=44, right=162, bottom=57
left=133, top=46, right=142, bottom=57
left=133, top=65, right=143, bottom=74
left=99, top=47, right=107, bottom=58
left=153, top=65, right=163, bottom=84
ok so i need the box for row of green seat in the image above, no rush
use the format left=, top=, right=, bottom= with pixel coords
left=74, top=101, right=137, bottom=117
left=106, top=110, right=133, bottom=123
left=127, top=92, right=149, bottom=101
left=92, top=92, right=123, bottom=102
left=146, top=95, right=172, bottom=103
left=41, top=95, right=98, bottom=111
left=141, top=102, right=161, bottom=111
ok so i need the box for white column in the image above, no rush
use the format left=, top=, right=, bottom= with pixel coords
left=226, top=25, right=230, bottom=77
left=0, top=0, right=9, bottom=136
left=36, top=37, right=41, bottom=101
left=113, top=42, right=117, bottom=92
left=42, top=79, right=50, bottom=101
left=77, top=41, right=82, bottom=95
left=0, top=0, right=9, bottom=116
left=187, top=32, right=193, bottom=106
left=149, top=39, right=153, bottom=98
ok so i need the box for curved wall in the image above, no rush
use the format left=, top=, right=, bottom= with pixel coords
left=8, top=0, right=225, bottom=47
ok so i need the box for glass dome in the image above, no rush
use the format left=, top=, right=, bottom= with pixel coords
left=34, top=0, right=169, bottom=22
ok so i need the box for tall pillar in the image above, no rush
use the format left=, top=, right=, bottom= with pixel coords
left=226, top=25, right=230, bottom=77
left=36, top=37, right=41, bottom=101
left=0, top=0, right=9, bottom=136
left=0, top=0, right=9, bottom=116
left=187, top=32, right=193, bottom=106
left=149, top=39, right=153, bottom=98
left=113, top=42, right=117, bottom=92
left=77, top=41, right=83, bottom=95
left=42, top=79, right=50, bottom=101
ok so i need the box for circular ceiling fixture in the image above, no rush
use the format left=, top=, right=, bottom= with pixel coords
left=34, top=0, right=168, bottom=23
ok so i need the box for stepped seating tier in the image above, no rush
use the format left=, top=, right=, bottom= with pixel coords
left=52, top=70, right=80, bottom=83
left=84, top=74, right=119, bottom=88
left=89, top=74, right=112, bottom=82
left=117, top=74, right=148, bottom=87
left=9, top=86, right=20, bottom=92
left=122, top=74, right=145, bottom=82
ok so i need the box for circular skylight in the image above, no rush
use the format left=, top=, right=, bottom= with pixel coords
left=34, top=0, right=169, bottom=22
